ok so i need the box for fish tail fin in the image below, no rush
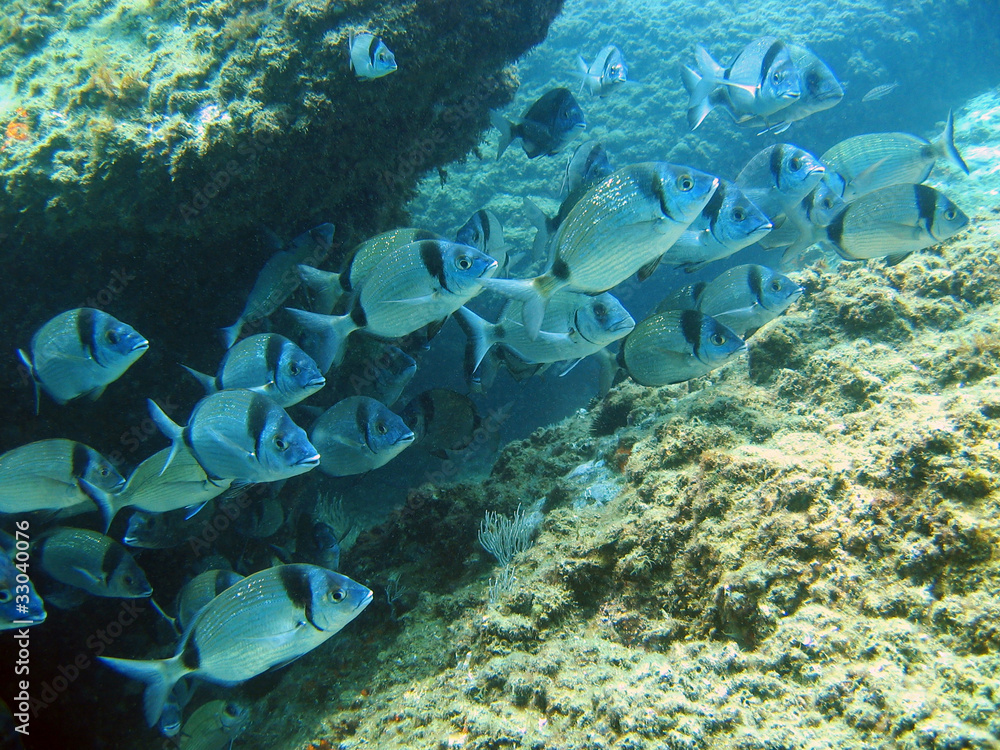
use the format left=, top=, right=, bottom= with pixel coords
left=98, top=654, right=184, bottom=727
left=482, top=275, right=559, bottom=339
left=347, top=32, right=356, bottom=72
left=683, top=61, right=716, bottom=130
left=16, top=348, right=41, bottom=415
left=297, top=265, right=343, bottom=314
left=489, top=111, right=514, bottom=160
left=219, top=320, right=243, bottom=350
left=934, top=110, right=970, bottom=175
left=179, top=364, right=217, bottom=395
left=284, top=307, right=356, bottom=374
left=147, top=399, right=184, bottom=476
left=77, top=478, right=119, bottom=534
left=522, top=197, right=553, bottom=262
left=577, top=55, right=590, bottom=75
left=454, top=306, right=497, bottom=375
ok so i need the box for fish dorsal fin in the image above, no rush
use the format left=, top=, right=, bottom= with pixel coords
left=16, top=348, right=41, bottom=415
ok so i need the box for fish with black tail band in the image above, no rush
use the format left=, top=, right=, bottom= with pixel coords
left=147, top=389, right=320, bottom=484
left=18, top=307, right=148, bottom=412
left=348, top=32, right=396, bottom=80
left=821, top=183, right=969, bottom=265
left=760, top=179, right=847, bottom=258
left=663, top=178, right=773, bottom=274
left=683, top=36, right=800, bottom=130
left=99, top=563, right=372, bottom=726
left=576, top=45, right=629, bottom=98
left=296, top=265, right=344, bottom=316
left=286, top=240, right=497, bottom=372
left=339, top=228, right=445, bottom=297
left=116, top=446, right=232, bottom=518
left=1, top=530, right=46, bottom=629
left=182, top=333, right=325, bottom=408
left=400, top=389, right=486, bottom=458
left=172, top=569, right=245, bottom=635
left=36, top=527, right=152, bottom=599
left=491, top=87, right=586, bottom=160
left=821, top=111, right=970, bottom=200
left=619, top=309, right=746, bottom=387
left=220, top=223, right=334, bottom=349
left=731, top=44, right=843, bottom=135
left=485, top=162, right=718, bottom=338
left=0, top=438, right=125, bottom=533
left=735, top=143, right=825, bottom=223
left=178, top=699, right=249, bottom=750
left=309, top=396, right=414, bottom=477
left=657, top=264, right=803, bottom=339
left=456, top=210, right=510, bottom=273
left=455, top=291, right=634, bottom=376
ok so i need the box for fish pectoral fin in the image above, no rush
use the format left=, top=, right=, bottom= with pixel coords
left=183, top=501, right=211, bottom=520
left=81, top=385, right=108, bottom=402
left=637, top=256, right=663, bottom=282
left=382, top=293, right=440, bottom=306
left=70, top=565, right=105, bottom=587
left=884, top=252, right=912, bottom=267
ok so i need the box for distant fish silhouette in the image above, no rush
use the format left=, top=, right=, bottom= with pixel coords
left=861, top=81, right=899, bottom=102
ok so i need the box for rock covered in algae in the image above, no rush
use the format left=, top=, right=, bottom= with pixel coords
left=210, top=204, right=1000, bottom=749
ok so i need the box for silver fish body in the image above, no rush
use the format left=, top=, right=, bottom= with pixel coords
left=175, top=569, right=245, bottom=634
left=18, top=308, right=148, bottom=410
left=117, top=446, right=232, bottom=517
left=183, top=333, right=325, bottom=408
left=486, top=162, right=718, bottom=338
left=99, top=564, right=373, bottom=726
left=309, top=396, right=414, bottom=477
left=349, top=33, right=397, bottom=79
left=861, top=81, right=899, bottom=102
left=823, top=183, right=970, bottom=264
left=148, top=389, right=320, bottom=484
left=1, top=530, right=46, bottom=629
left=760, top=178, right=847, bottom=256
left=577, top=45, right=628, bottom=97
left=287, top=240, right=498, bottom=371
left=37, top=527, right=152, bottom=598
left=178, top=700, right=249, bottom=750
left=736, top=143, right=825, bottom=222
left=620, top=309, right=746, bottom=387
left=221, top=223, right=334, bottom=348
left=821, top=112, right=970, bottom=200
left=0, top=439, right=125, bottom=532
left=559, top=140, right=615, bottom=199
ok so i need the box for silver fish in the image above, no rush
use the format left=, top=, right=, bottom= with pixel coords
left=735, top=143, right=825, bottom=223
left=658, top=264, right=803, bottom=339
left=619, top=309, right=746, bottom=387
left=173, top=569, right=245, bottom=634
left=491, top=87, right=587, bottom=160
left=861, top=81, right=899, bottom=102
left=731, top=43, right=843, bottom=135
left=456, top=292, right=634, bottom=375
left=456, top=210, right=509, bottom=273
left=287, top=240, right=498, bottom=371
left=760, top=178, right=847, bottom=258
left=348, top=33, right=397, bottom=80
left=148, top=389, right=320, bottom=484
left=666, top=178, right=773, bottom=274
left=684, top=36, right=800, bottom=130
left=183, top=333, right=325, bottom=408
left=220, top=223, right=334, bottom=349
left=0, top=530, right=46, bottom=629
left=178, top=700, right=249, bottom=750
left=485, top=162, right=718, bottom=338
left=18, top=307, right=148, bottom=412
left=559, top=140, right=615, bottom=199
left=822, top=183, right=970, bottom=265
left=309, top=396, right=414, bottom=477
left=821, top=111, right=970, bottom=200
left=116, top=447, right=232, bottom=517
left=0, top=439, right=125, bottom=533
left=99, top=564, right=372, bottom=726
left=577, top=45, right=629, bottom=97
left=36, top=527, right=152, bottom=598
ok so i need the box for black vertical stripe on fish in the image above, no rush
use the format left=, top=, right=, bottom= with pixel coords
left=349, top=297, right=368, bottom=328
left=181, top=637, right=200, bottom=670
left=827, top=206, right=847, bottom=248
left=768, top=145, right=784, bottom=188
left=477, top=210, right=491, bottom=243
left=758, top=40, right=784, bottom=89
left=264, top=335, right=285, bottom=378
left=747, top=265, right=765, bottom=304
left=245, top=394, right=269, bottom=461
left=702, top=182, right=726, bottom=231
left=356, top=399, right=374, bottom=450
left=679, top=309, right=704, bottom=359
left=420, top=241, right=449, bottom=292
left=78, top=308, right=99, bottom=362
left=366, top=35, right=378, bottom=66
left=915, top=184, right=937, bottom=235
left=71, top=441, right=91, bottom=479
left=552, top=258, right=570, bottom=281
left=279, top=565, right=318, bottom=630
left=650, top=172, right=675, bottom=221
left=801, top=189, right=816, bottom=217
left=101, top=540, right=125, bottom=583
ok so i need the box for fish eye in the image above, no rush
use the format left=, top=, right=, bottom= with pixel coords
left=375, top=421, right=388, bottom=435
left=711, top=333, right=727, bottom=346
left=677, top=175, right=694, bottom=192
left=275, top=437, right=288, bottom=451
left=123, top=575, right=134, bottom=586
left=593, top=303, right=607, bottom=317
left=106, top=330, right=120, bottom=345
left=289, top=363, right=300, bottom=376
left=331, top=588, right=346, bottom=602
left=0, top=590, right=11, bottom=602
left=944, top=208, right=957, bottom=221
left=732, top=207, right=747, bottom=222
left=790, top=157, right=802, bottom=171
left=771, top=280, right=782, bottom=292
left=772, top=71, right=782, bottom=83
left=457, top=256, right=473, bottom=270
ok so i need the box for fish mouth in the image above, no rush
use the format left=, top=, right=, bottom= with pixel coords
left=307, top=377, right=326, bottom=389
left=397, top=430, right=416, bottom=446
left=609, top=317, right=636, bottom=334
left=479, top=259, right=500, bottom=279
left=298, top=453, right=322, bottom=467
left=132, top=339, right=150, bottom=352
left=806, top=164, right=825, bottom=177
